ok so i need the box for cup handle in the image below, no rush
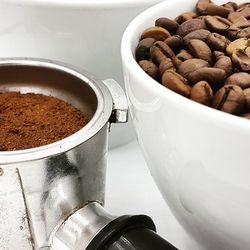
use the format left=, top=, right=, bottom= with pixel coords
left=102, top=78, right=128, bottom=123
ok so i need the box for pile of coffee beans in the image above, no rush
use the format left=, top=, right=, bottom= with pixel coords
left=136, top=0, right=250, bottom=119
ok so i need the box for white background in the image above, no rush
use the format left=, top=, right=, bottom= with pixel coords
left=106, top=140, right=199, bottom=250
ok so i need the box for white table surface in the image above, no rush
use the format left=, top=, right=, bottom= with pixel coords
left=106, top=140, right=199, bottom=250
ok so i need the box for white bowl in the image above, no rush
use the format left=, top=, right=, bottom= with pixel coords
left=121, top=0, right=250, bottom=249
left=0, top=0, right=164, bottom=148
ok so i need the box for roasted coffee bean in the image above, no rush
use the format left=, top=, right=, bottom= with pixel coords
left=196, top=0, right=210, bottom=15
left=241, top=112, right=250, bottom=119
left=188, top=39, right=212, bottom=63
left=227, top=12, right=244, bottom=23
left=222, top=2, right=238, bottom=12
left=150, top=41, right=174, bottom=65
left=189, top=67, right=226, bottom=89
left=141, top=26, right=171, bottom=41
left=159, top=58, right=175, bottom=76
left=135, top=38, right=156, bottom=61
left=164, top=35, right=183, bottom=53
left=139, top=60, right=159, bottom=79
left=213, top=51, right=226, bottom=60
left=243, top=88, right=250, bottom=110
left=190, top=81, right=213, bottom=106
left=173, top=50, right=193, bottom=68
left=205, top=16, right=232, bottom=34
left=155, top=17, right=179, bottom=35
left=226, top=38, right=250, bottom=55
left=175, top=12, right=198, bottom=24
left=207, top=32, right=230, bottom=51
left=224, top=72, right=250, bottom=89
left=178, top=58, right=209, bottom=79
left=227, top=17, right=250, bottom=39
left=214, top=56, right=233, bottom=76
left=232, top=49, right=250, bottom=71
left=246, top=46, right=250, bottom=56
left=237, top=27, right=250, bottom=38
left=226, top=2, right=238, bottom=11
left=212, top=85, right=245, bottom=114
left=183, top=29, right=211, bottom=45
left=238, top=3, right=250, bottom=9
left=237, top=6, right=250, bottom=19
left=206, top=3, right=232, bottom=17
left=162, top=70, right=191, bottom=97
left=176, top=19, right=207, bottom=37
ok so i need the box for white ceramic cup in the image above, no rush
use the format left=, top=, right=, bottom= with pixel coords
left=121, top=1, right=250, bottom=249
left=0, top=0, right=164, bottom=148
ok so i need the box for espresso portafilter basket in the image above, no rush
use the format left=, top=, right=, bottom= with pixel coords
left=0, top=58, right=177, bottom=250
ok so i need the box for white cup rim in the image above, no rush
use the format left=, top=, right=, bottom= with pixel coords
left=121, top=0, right=250, bottom=132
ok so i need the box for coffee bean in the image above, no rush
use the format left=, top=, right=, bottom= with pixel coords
left=232, top=49, right=250, bottom=72
left=237, top=6, right=250, bottom=19
left=226, top=38, right=249, bottom=55
left=150, top=41, right=174, bottom=65
left=212, top=85, right=245, bottom=114
left=189, top=67, right=226, bottom=89
left=238, top=3, right=250, bottom=9
left=161, top=70, right=191, bottom=97
left=206, top=3, right=232, bottom=17
left=237, top=27, right=250, bottom=38
left=164, top=35, right=183, bottom=53
left=178, top=58, right=209, bottom=79
left=190, top=81, right=213, bottom=106
left=196, top=0, right=210, bottom=15
left=226, top=2, right=238, bottom=11
left=228, top=12, right=246, bottom=23
left=173, top=49, right=193, bottom=68
left=176, top=19, right=207, bottom=37
left=243, top=88, right=250, bottom=110
left=207, top=32, right=230, bottom=51
left=188, top=39, right=212, bottom=63
left=159, top=58, right=175, bottom=76
left=183, top=29, right=211, bottom=45
left=241, top=112, right=250, bottom=119
left=222, top=2, right=238, bottom=12
left=141, top=26, right=171, bottom=41
left=135, top=38, right=156, bottom=61
left=205, top=16, right=232, bottom=34
left=139, top=60, right=159, bottom=79
left=227, top=17, right=250, bottom=39
left=214, top=56, right=233, bottom=76
left=155, top=17, right=179, bottom=35
left=175, top=12, right=198, bottom=24
left=213, top=51, right=226, bottom=60
left=224, top=72, right=250, bottom=89
left=245, top=46, right=250, bottom=56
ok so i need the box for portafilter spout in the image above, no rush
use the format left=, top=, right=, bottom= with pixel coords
left=51, top=201, right=179, bottom=250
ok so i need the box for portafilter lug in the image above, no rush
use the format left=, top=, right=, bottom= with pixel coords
left=103, top=79, right=128, bottom=124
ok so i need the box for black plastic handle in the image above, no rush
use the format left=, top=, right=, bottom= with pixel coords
left=86, top=215, right=179, bottom=250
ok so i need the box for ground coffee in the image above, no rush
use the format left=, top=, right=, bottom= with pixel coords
left=0, top=92, right=88, bottom=151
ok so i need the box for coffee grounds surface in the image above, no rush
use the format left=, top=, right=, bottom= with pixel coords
left=0, top=92, right=88, bottom=151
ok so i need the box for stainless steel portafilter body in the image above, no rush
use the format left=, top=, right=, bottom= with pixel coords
left=0, top=58, right=128, bottom=250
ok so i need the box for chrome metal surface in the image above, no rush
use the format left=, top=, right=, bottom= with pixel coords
left=103, top=79, right=128, bottom=123
left=51, top=202, right=115, bottom=250
left=0, top=58, right=128, bottom=250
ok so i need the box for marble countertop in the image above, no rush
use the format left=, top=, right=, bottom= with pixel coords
left=105, top=140, right=199, bottom=250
